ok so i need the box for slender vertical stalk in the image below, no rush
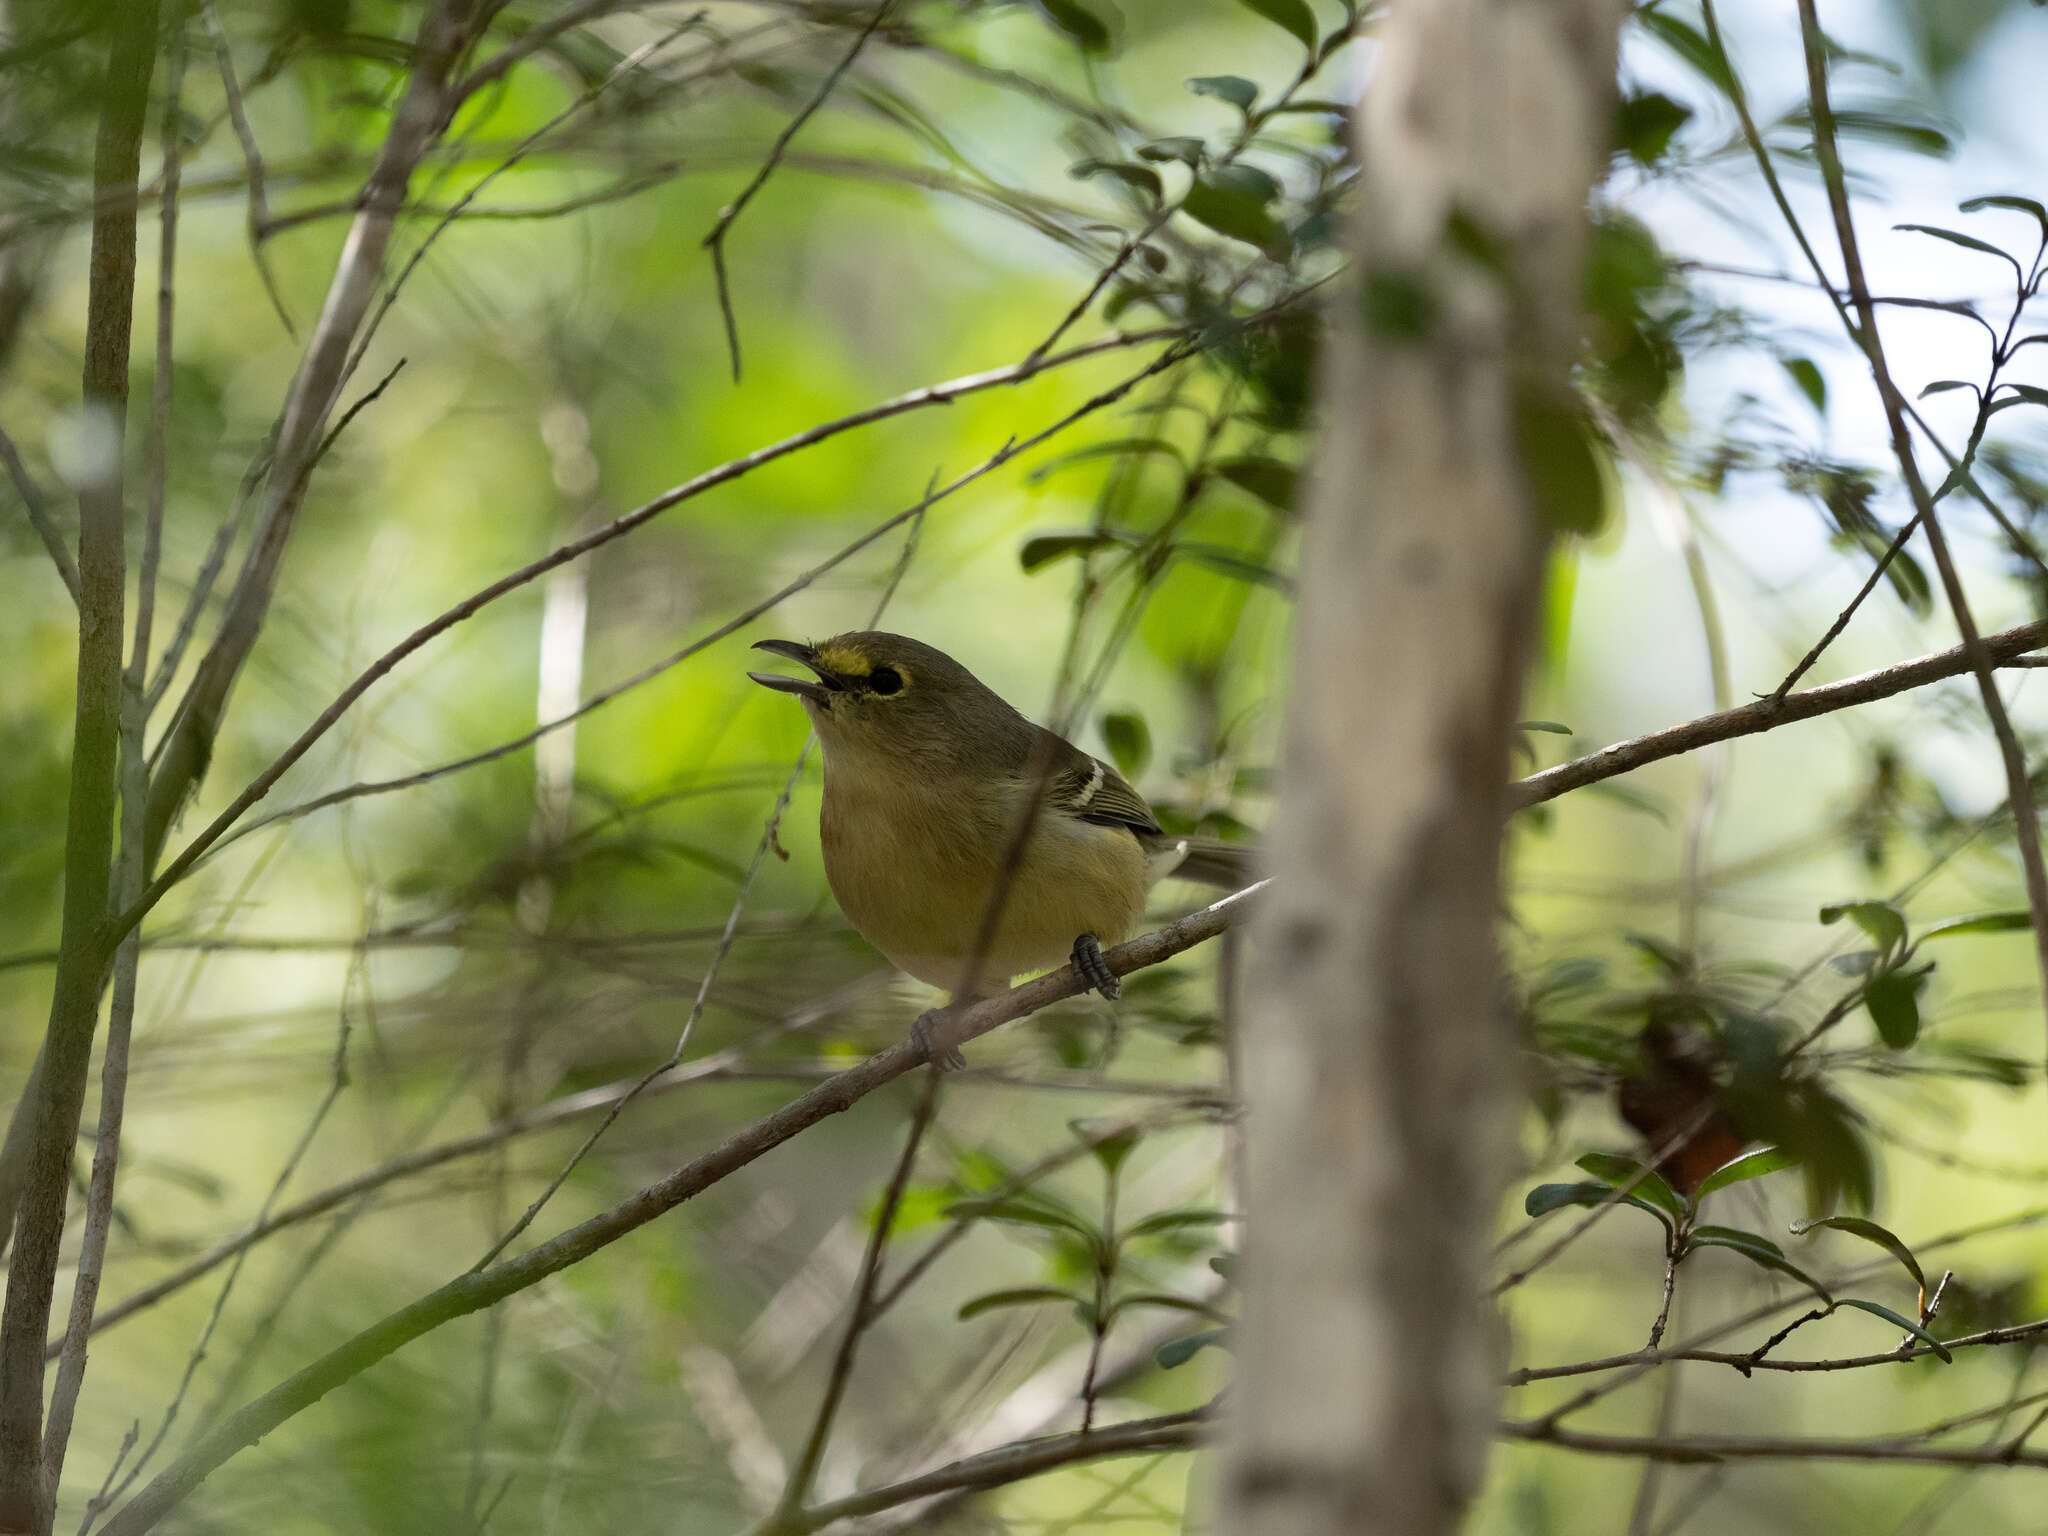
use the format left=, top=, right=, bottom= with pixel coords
left=0, top=3, right=160, bottom=1527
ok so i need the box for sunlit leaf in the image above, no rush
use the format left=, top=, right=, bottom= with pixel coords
left=1792, top=1214, right=1927, bottom=1303
left=1694, top=1145, right=1797, bottom=1198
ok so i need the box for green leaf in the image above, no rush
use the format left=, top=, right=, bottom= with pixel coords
left=1182, top=178, right=1289, bottom=259
left=1208, top=1253, right=1238, bottom=1283
left=1125, top=1208, right=1232, bottom=1238
left=1101, top=712, right=1151, bottom=779
left=1636, top=8, right=1735, bottom=93
left=1829, top=950, right=1880, bottom=976
left=1071, top=1117, right=1141, bottom=1175
left=1027, top=440, right=1186, bottom=484
left=1136, top=136, right=1205, bottom=166
left=1576, top=1153, right=1686, bottom=1218
left=958, top=1286, right=1086, bottom=1320
left=1694, top=1146, right=1797, bottom=1198
left=1037, top=0, right=1118, bottom=53
left=1109, top=1291, right=1231, bottom=1323
left=1070, top=159, right=1161, bottom=202
left=1174, top=544, right=1293, bottom=591
left=1806, top=110, right=1952, bottom=158
left=1616, top=90, right=1692, bottom=166
left=945, top=1196, right=1096, bottom=1239
left=1187, top=75, right=1259, bottom=114
left=1791, top=1214, right=1926, bottom=1302
left=1523, top=1181, right=1673, bottom=1231
left=1232, top=0, right=1315, bottom=48
left=1782, top=356, right=1827, bottom=413
left=1893, top=223, right=2014, bottom=265
left=1155, top=1328, right=1230, bottom=1368
left=1513, top=387, right=1610, bottom=535
left=1691, top=1230, right=1833, bottom=1302
left=1959, top=194, right=2048, bottom=244
left=1864, top=966, right=1929, bottom=1049
left=1834, top=1298, right=1952, bottom=1362
left=1923, top=911, right=2034, bottom=940
left=1518, top=720, right=1573, bottom=735
left=1019, top=531, right=1132, bottom=573
left=1211, top=455, right=1298, bottom=512
left=1819, top=901, right=1906, bottom=957
left=1918, top=379, right=1976, bottom=399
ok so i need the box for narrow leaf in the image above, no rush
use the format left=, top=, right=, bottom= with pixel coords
left=1959, top=194, right=2048, bottom=245
left=1523, top=1181, right=1674, bottom=1232
left=1576, top=1153, right=1686, bottom=1218
left=1792, top=1214, right=1926, bottom=1302
left=1695, top=1146, right=1797, bottom=1198
left=958, top=1286, right=1086, bottom=1320
left=1835, top=1298, right=1952, bottom=1362
left=1894, top=222, right=2017, bottom=267
left=1125, top=1208, right=1231, bottom=1238
left=1691, top=1231, right=1833, bottom=1302
left=1923, top=911, right=2034, bottom=940
left=1156, top=1328, right=1230, bottom=1368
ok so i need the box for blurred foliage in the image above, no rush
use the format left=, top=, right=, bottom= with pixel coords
left=7, top=0, right=2048, bottom=1532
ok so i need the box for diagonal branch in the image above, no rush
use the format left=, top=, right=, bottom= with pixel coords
left=0, top=424, right=79, bottom=605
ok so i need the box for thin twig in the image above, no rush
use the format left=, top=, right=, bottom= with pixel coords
left=199, top=0, right=293, bottom=336
left=0, top=423, right=80, bottom=604
left=703, top=0, right=895, bottom=380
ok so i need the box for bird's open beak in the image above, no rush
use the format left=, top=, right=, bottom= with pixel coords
left=748, top=639, right=836, bottom=705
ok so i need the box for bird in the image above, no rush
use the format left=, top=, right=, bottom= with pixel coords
left=748, top=631, right=1254, bottom=1064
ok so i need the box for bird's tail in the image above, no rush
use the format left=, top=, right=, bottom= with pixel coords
left=1170, top=836, right=1260, bottom=890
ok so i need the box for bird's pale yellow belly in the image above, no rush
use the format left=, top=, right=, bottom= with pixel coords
left=819, top=762, right=1147, bottom=995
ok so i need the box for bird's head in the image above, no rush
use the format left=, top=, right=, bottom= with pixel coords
left=748, top=631, right=1031, bottom=774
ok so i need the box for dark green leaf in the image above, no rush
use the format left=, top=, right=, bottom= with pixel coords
left=1806, top=110, right=1952, bottom=158
left=1514, top=387, right=1610, bottom=535
left=1574, top=1153, right=1686, bottom=1219
left=1792, top=1214, right=1926, bottom=1301
left=1819, top=901, right=1906, bottom=956
left=1782, top=356, right=1827, bottom=413
left=1100, top=712, right=1151, bottom=779
left=945, top=1196, right=1095, bottom=1239
left=1208, top=1253, right=1238, bottom=1283
left=1834, top=1298, right=1952, bottom=1362
left=1028, top=440, right=1186, bottom=484
left=1959, top=194, right=2048, bottom=244
left=1232, top=0, right=1315, bottom=49
left=1523, top=1181, right=1673, bottom=1231
left=1694, top=1223, right=1787, bottom=1259
left=1864, top=966, right=1928, bottom=1049
left=1918, top=379, right=1976, bottom=399
left=1694, top=1146, right=1797, bottom=1198
left=1070, top=159, right=1161, bottom=201
left=1019, top=531, right=1131, bottom=573
left=1923, top=911, right=2034, bottom=940
left=1136, top=136, right=1205, bottom=166
left=1156, top=1328, right=1230, bottom=1368
left=1361, top=270, right=1437, bottom=341
left=1636, top=9, right=1735, bottom=93
left=1126, top=1209, right=1231, bottom=1238
left=1691, top=1230, right=1833, bottom=1302
left=1616, top=90, right=1692, bottom=167
left=1071, top=1117, right=1141, bottom=1175
left=958, top=1286, right=1086, bottom=1320
left=1211, top=455, right=1298, bottom=512
left=1187, top=75, right=1259, bottom=114
left=1037, top=0, right=1117, bottom=53
left=1109, top=1291, right=1231, bottom=1323
left=1174, top=544, right=1293, bottom=591
left=1182, top=178, right=1289, bottom=259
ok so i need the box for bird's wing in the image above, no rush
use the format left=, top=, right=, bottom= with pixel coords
left=1042, top=736, right=1163, bottom=837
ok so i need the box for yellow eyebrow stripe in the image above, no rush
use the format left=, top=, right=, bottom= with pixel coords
left=814, top=645, right=872, bottom=677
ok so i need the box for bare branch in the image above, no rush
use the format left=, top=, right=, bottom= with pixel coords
left=1511, top=619, right=2048, bottom=810
left=198, top=0, right=293, bottom=336
left=1508, top=1420, right=2048, bottom=1470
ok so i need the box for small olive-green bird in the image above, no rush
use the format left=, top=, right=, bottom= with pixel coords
left=749, top=632, right=1252, bottom=1059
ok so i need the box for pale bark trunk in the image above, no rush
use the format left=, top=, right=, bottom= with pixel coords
left=1221, top=3, right=1624, bottom=1532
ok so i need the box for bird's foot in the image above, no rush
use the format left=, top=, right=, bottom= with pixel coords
left=911, top=1006, right=966, bottom=1071
left=1071, top=932, right=1120, bottom=1001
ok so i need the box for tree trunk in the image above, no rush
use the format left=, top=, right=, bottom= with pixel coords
left=1220, top=3, right=1623, bottom=1532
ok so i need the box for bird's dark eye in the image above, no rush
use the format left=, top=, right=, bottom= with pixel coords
left=869, top=666, right=904, bottom=696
